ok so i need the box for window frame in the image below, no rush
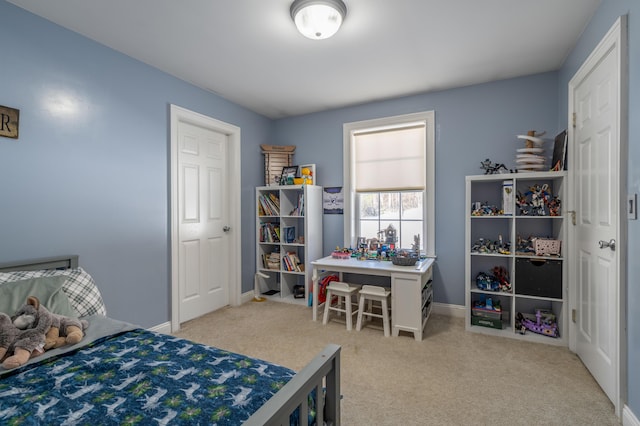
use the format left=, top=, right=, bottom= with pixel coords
left=343, top=111, right=436, bottom=256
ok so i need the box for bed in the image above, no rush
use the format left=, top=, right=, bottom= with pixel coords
left=0, top=255, right=341, bottom=425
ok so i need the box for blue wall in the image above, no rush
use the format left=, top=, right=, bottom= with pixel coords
left=273, top=73, right=559, bottom=306
left=0, top=1, right=272, bottom=327
left=556, top=0, right=639, bottom=417
left=1, top=0, right=637, bottom=417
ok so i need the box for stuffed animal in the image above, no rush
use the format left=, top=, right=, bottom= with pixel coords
left=12, top=296, right=88, bottom=350
left=0, top=297, right=53, bottom=369
left=0, top=313, right=21, bottom=362
left=52, top=315, right=88, bottom=348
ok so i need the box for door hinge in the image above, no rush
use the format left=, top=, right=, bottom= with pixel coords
left=572, top=309, right=577, bottom=323
left=572, top=112, right=577, bottom=128
left=567, top=210, right=577, bottom=225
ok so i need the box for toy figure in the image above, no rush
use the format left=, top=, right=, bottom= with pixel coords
left=491, top=266, right=511, bottom=292
left=516, top=309, right=559, bottom=338
left=412, top=235, right=421, bottom=254
left=480, top=159, right=511, bottom=175
left=515, top=235, right=535, bottom=255
left=382, top=224, right=397, bottom=245
left=471, top=201, right=502, bottom=216
left=517, top=184, right=561, bottom=216
left=547, top=195, right=561, bottom=216
left=475, top=272, right=499, bottom=291
left=516, top=191, right=529, bottom=215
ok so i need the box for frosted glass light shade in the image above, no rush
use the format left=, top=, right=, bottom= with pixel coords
left=290, top=0, right=347, bottom=40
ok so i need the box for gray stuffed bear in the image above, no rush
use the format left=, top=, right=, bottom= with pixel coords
left=12, top=296, right=88, bottom=350
left=0, top=297, right=53, bottom=369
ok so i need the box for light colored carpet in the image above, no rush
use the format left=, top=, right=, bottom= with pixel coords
left=172, top=301, right=618, bottom=425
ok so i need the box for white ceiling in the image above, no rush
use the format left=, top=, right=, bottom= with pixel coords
left=8, top=0, right=601, bottom=119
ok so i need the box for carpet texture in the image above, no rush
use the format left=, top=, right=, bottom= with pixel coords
left=172, top=301, right=618, bottom=425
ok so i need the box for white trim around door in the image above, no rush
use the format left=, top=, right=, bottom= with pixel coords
left=169, top=104, right=242, bottom=333
left=567, top=15, right=628, bottom=417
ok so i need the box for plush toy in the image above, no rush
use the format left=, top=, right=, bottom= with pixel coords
left=53, top=314, right=88, bottom=348
left=12, top=296, right=88, bottom=350
left=0, top=297, right=53, bottom=369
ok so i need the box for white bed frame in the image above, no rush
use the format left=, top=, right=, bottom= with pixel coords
left=0, top=255, right=341, bottom=426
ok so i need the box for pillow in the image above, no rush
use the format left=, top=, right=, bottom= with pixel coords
left=0, top=267, right=106, bottom=317
left=0, top=276, right=77, bottom=317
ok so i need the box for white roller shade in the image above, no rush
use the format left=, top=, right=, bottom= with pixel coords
left=353, top=124, right=426, bottom=192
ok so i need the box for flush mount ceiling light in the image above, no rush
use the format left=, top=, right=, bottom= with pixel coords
left=290, top=0, right=347, bottom=40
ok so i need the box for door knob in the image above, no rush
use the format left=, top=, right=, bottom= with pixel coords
left=223, top=226, right=231, bottom=232
left=598, top=239, right=616, bottom=251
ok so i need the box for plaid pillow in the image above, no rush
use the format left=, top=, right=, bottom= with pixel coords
left=0, top=267, right=106, bottom=317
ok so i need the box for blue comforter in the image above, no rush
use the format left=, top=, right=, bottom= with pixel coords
left=0, top=317, right=297, bottom=425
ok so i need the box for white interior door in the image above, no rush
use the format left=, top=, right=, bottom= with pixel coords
left=569, top=16, right=626, bottom=415
left=177, top=120, right=229, bottom=322
left=170, top=105, right=242, bottom=329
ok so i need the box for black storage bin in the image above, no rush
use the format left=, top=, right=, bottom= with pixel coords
left=515, top=258, right=562, bottom=299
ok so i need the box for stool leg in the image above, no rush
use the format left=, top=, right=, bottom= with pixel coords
left=366, top=299, right=373, bottom=324
left=323, top=290, right=332, bottom=325
left=381, top=297, right=390, bottom=337
left=345, top=295, right=353, bottom=330
left=356, top=295, right=365, bottom=331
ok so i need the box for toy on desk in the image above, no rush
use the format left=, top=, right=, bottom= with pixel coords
left=331, top=247, right=351, bottom=259
left=391, top=249, right=419, bottom=266
left=516, top=309, right=559, bottom=338
left=377, top=224, right=398, bottom=245
left=411, top=235, right=421, bottom=255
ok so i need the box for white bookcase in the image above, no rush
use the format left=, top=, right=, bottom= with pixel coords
left=465, top=171, right=568, bottom=346
left=256, top=185, right=323, bottom=304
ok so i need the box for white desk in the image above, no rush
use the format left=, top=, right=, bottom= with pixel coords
left=311, top=256, right=434, bottom=341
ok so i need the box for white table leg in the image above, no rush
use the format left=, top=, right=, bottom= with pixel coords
left=312, top=267, right=319, bottom=321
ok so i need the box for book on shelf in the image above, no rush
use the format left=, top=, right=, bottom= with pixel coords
left=289, top=193, right=304, bottom=216
left=259, top=223, right=280, bottom=242
left=264, top=251, right=280, bottom=270
left=283, top=226, right=296, bottom=243
left=282, top=251, right=302, bottom=272
left=258, top=193, right=280, bottom=216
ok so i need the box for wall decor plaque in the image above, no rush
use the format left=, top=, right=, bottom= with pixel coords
left=0, top=105, right=19, bottom=139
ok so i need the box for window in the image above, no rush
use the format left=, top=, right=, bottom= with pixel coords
left=343, top=111, right=435, bottom=256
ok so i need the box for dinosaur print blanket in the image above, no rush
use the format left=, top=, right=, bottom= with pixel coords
left=0, top=317, right=298, bottom=425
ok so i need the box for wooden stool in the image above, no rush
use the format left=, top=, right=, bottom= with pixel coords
left=356, top=285, right=391, bottom=337
left=323, top=281, right=360, bottom=330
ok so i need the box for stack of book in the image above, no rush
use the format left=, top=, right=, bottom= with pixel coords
left=258, top=193, right=280, bottom=216
left=259, top=223, right=280, bottom=242
left=282, top=252, right=303, bottom=272
left=288, top=193, right=304, bottom=216
left=263, top=252, right=281, bottom=270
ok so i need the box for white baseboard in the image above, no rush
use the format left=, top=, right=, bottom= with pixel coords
left=148, top=321, right=171, bottom=334
left=154, top=291, right=264, bottom=334
left=624, top=404, right=640, bottom=426
left=432, top=302, right=466, bottom=318
left=241, top=290, right=255, bottom=304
